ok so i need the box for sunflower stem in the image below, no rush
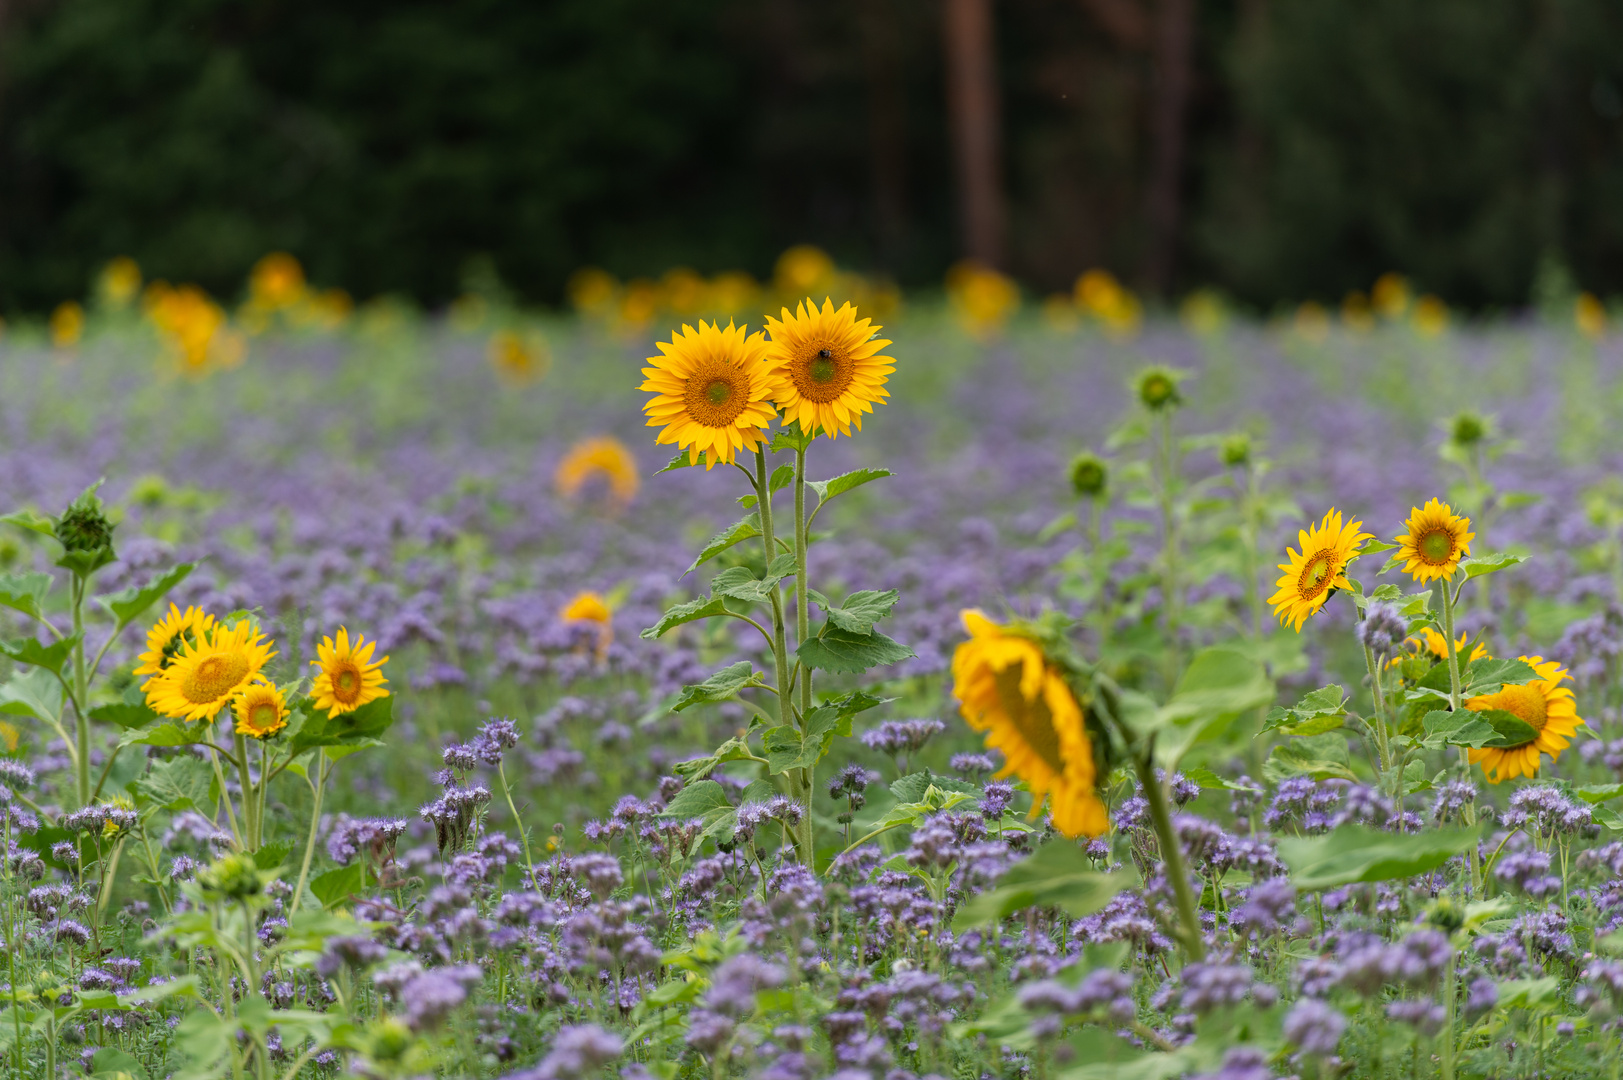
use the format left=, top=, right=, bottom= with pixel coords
left=1361, top=641, right=1392, bottom=776
left=233, top=730, right=259, bottom=852
left=1133, top=744, right=1205, bottom=962
left=1154, top=409, right=1181, bottom=684
left=793, top=439, right=815, bottom=864
left=1441, top=575, right=1464, bottom=714
left=71, top=573, right=91, bottom=809
left=290, top=752, right=326, bottom=914
left=754, top=449, right=810, bottom=865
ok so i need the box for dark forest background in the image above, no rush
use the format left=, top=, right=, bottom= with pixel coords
left=1, top=0, right=1621, bottom=312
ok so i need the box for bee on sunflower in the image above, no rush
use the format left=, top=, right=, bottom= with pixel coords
left=762, top=298, right=894, bottom=439
left=1465, top=656, right=1584, bottom=782
left=1268, top=509, right=1373, bottom=631
left=950, top=610, right=1109, bottom=838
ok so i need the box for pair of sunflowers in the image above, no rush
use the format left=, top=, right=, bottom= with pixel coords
left=639, top=298, right=894, bottom=464
left=1274, top=499, right=1581, bottom=785
left=138, top=606, right=388, bottom=739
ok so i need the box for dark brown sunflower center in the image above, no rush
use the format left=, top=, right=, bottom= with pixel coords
left=1297, top=551, right=1335, bottom=599
left=1491, top=683, right=1547, bottom=733
left=183, top=653, right=249, bottom=705
left=682, top=360, right=751, bottom=428
left=790, top=342, right=854, bottom=403
left=1417, top=528, right=1454, bottom=564
left=992, top=661, right=1067, bottom=776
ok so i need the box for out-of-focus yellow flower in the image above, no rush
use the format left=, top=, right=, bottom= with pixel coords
left=49, top=302, right=85, bottom=348
left=568, top=267, right=620, bottom=315
left=1041, top=294, right=1079, bottom=333
left=562, top=591, right=613, bottom=661
left=1412, top=294, right=1448, bottom=337
left=948, top=260, right=1020, bottom=338
left=619, top=279, right=660, bottom=333
left=0, top=721, right=17, bottom=753
left=556, top=436, right=639, bottom=506
left=1293, top=301, right=1330, bottom=343
left=1073, top=269, right=1141, bottom=338
left=1577, top=292, right=1607, bottom=339
left=98, top=257, right=142, bottom=307
left=146, top=283, right=244, bottom=375
left=661, top=268, right=707, bottom=315
left=708, top=272, right=759, bottom=315
left=1341, top=290, right=1374, bottom=332
left=249, top=253, right=308, bottom=311
left=1180, top=289, right=1228, bottom=337
left=1372, top=273, right=1410, bottom=319
left=487, top=329, right=550, bottom=386
left=775, top=245, right=836, bottom=297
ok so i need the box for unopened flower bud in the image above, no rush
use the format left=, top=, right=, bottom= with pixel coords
left=1069, top=453, right=1107, bottom=498
left=1137, top=369, right=1181, bottom=411
left=1451, top=412, right=1486, bottom=447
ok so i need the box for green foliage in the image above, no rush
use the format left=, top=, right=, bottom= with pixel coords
left=1278, top=824, right=1481, bottom=890
left=953, top=841, right=1137, bottom=930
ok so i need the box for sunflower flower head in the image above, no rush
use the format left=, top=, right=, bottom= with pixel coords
left=233, top=683, right=289, bottom=740
left=1268, top=509, right=1373, bottom=632
left=950, top=610, right=1109, bottom=838
left=145, top=619, right=276, bottom=723
left=135, top=604, right=218, bottom=684
left=555, top=436, right=640, bottom=507
left=1465, top=656, right=1584, bottom=783
left=763, top=298, right=894, bottom=440
left=311, top=627, right=390, bottom=718
left=1394, top=499, right=1474, bottom=583
left=640, top=320, right=782, bottom=469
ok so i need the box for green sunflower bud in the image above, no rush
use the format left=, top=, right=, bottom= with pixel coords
left=366, top=1018, right=415, bottom=1063
left=197, top=852, right=263, bottom=900
left=1423, top=895, right=1464, bottom=933
left=1137, top=368, right=1181, bottom=411
left=1221, top=434, right=1252, bottom=468
left=1069, top=452, right=1107, bottom=498
left=1451, top=412, right=1486, bottom=447
left=55, top=495, right=115, bottom=555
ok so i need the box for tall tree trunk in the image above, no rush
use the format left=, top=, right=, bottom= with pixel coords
left=861, top=0, right=910, bottom=269
left=1145, top=0, right=1194, bottom=293
left=943, top=0, right=1006, bottom=267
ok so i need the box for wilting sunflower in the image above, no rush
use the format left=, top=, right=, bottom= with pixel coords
left=950, top=610, right=1108, bottom=838
left=1394, top=499, right=1474, bottom=583
left=1465, top=656, right=1584, bottom=783
left=763, top=298, right=894, bottom=439
left=640, top=320, right=782, bottom=469
left=146, top=620, right=275, bottom=723
left=232, top=683, right=289, bottom=740
left=555, top=436, right=640, bottom=506
left=134, top=604, right=217, bottom=685
left=311, top=628, right=390, bottom=718
left=1269, top=509, right=1373, bottom=632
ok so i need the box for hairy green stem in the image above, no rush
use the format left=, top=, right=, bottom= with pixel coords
left=753, top=450, right=810, bottom=864
left=72, top=574, right=91, bottom=809
left=792, top=441, right=815, bottom=863
left=234, top=731, right=259, bottom=851
left=1361, top=641, right=1392, bottom=776
left=497, top=760, right=537, bottom=882
left=290, top=754, right=325, bottom=914
left=1133, top=746, right=1205, bottom=961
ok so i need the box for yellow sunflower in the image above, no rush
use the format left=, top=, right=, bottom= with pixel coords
left=555, top=436, right=640, bottom=506
left=134, top=604, right=217, bottom=684
left=1389, top=627, right=1489, bottom=669
left=639, top=320, right=782, bottom=469
left=1394, top=499, right=1474, bottom=583
left=562, top=592, right=613, bottom=661
left=145, top=620, right=275, bottom=723
left=232, top=683, right=288, bottom=739
left=1465, top=656, right=1584, bottom=783
left=762, top=298, right=894, bottom=439
left=311, top=627, right=390, bottom=718
left=1268, top=509, right=1373, bottom=632
left=950, top=610, right=1109, bottom=838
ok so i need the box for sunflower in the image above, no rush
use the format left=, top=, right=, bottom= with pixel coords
left=1390, top=627, right=1489, bottom=669
left=1268, top=509, right=1373, bottom=632
left=232, top=683, right=289, bottom=740
left=640, top=320, right=782, bottom=469
left=134, top=604, right=217, bottom=684
left=562, top=591, right=613, bottom=661
left=762, top=298, right=894, bottom=439
left=311, top=628, right=390, bottom=718
left=145, top=619, right=275, bottom=723
left=950, top=610, right=1109, bottom=838
left=555, top=436, right=640, bottom=506
left=1394, top=499, right=1474, bottom=583
left=1465, top=656, right=1584, bottom=783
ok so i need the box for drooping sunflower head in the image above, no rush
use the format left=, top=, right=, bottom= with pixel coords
left=311, top=627, right=390, bottom=719
left=762, top=298, right=895, bottom=440
left=135, top=604, right=217, bottom=682
left=233, top=683, right=289, bottom=740
left=640, top=320, right=782, bottom=469
left=555, top=436, right=640, bottom=506
left=145, top=619, right=275, bottom=724
left=1268, top=509, right=1373, bottom=632
left=950, top=610, right=1109, bottom=838
left=1466, top=656, right=1584, bottom=783
left=1395, top=499, right=1474, bottom=583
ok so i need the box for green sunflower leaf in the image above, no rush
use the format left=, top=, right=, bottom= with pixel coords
left=90, top=701, right=159, bottom=730
left=1180, top=767, right=1262, bottom=793
left=1469, top=708, right=1541, bottom=748
left=807, top=468, right=893, bottom=502
left=0, top=667, right=63, bottom=722
left=813, top=589, right=900, bottom=636
left=96, top=562, right=198, bottom=626
left=952, top=841, right=1138, bottom=930
left=0, top=509, right=57, bottom=538
left=764, top=693, right=887, bottom=774
left=1260, top=684, right=1346, bottom=734
left=1575, top=783, right=1623, bottom=804
left=710, top=554, right=797, bottom=604
left=672, top=662, right=763, bottom=712
left=1461, top=551, right=1528, bottom=580
left=0, top=570, right=53, bottom=621
left=656, top=449, right=702, bottom=473
left=0, top=632, right=80, bottom=677
left=796, top=624, right=915, bottom=674
left=132, top=755, right=213, bottom=811
left=642, top=594, right=732, bottom=639
left=1421, top=709, right=1502, bottom=748
left=683, top=514, right=762, bottom=576
left=118, top=718, right=200, bottom=749
left=1263, top=733, right=1357, bottom=782
left=659, top=779, right=732, bottom=819
left=1278, top=824, right=1481, bottom=890
left=1462, top=656, right=1539, bottom=694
